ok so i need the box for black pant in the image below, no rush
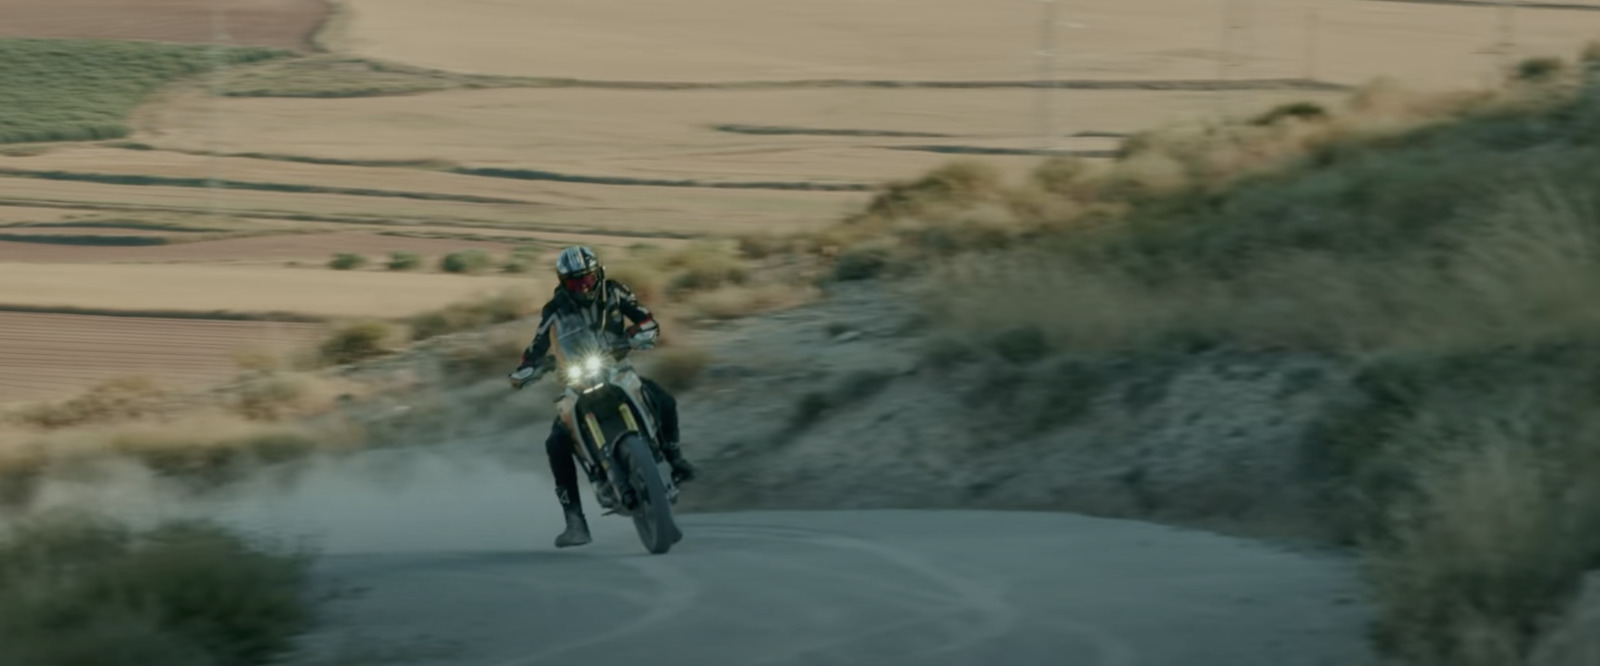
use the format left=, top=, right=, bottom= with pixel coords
left=547, top=377, right=678, bottom=512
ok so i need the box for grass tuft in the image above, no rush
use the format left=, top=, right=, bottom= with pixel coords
left=316, top=320, right=396, bottom=366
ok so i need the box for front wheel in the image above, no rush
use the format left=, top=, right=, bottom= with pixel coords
left=620, top=434, right=680, bottom=554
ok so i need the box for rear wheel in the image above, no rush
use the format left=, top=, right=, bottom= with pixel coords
left=620, top=434, right=679, bottom=554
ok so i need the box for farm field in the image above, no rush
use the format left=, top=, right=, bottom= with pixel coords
left=134, top=87, right=1342, bottom=180
left=0, top=230, right=518, bottom=264
left=0, top=262, right=540, bottom=317
left=0, top=311, right=322, bottom=403
left=5, top=0, right=1600, bottom=405
left=337, top=0, right=1600, bottom=88
left=0, top=0, right=329, bottom=49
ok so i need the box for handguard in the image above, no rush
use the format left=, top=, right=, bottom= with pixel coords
left=508, top=366, right=538, bottom=390
left=629, top=327, right=660, bottom=350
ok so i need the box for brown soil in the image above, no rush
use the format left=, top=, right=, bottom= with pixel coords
left=0, top=0, right=331, bottom=50
left=0, top=311, right=321, bottom=403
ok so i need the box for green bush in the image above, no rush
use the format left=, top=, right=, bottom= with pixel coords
left=0, top=512, right=315, bottom=666
left=0, top=38, right=286, bottom=144
left=327, top=253, right=366, bottom=270
left=440, top=249, right=492, bottom=274
left=386, top=251, right=422, bottom=271
left=833, top=245, right=891, bottom=281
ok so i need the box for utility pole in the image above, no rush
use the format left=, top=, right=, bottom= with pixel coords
left=1036, top=0, right=1060, bottom=153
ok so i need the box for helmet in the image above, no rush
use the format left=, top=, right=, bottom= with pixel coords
left=555, top=246, right=603, bottom=302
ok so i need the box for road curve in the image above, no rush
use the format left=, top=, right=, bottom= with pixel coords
left=288, top=511, right=1374, bottom=666
left=54, top=446, right=1370, bottom=666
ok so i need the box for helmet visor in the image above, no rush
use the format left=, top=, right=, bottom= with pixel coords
left=563, top=272, right=599, bottom=294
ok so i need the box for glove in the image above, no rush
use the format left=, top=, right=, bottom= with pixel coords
left=629, top=327, right=659, bottom=350
left=508, top=366, right=539, bottom=390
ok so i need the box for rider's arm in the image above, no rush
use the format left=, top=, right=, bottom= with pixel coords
left=517, top=300, right=561, bottom=370
left=612, top=281, right=660, bottom=339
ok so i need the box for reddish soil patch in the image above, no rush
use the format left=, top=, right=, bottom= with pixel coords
left=0, top=231, right=517, bottom=263
left=0, top=0, right=331, bottom=50
left=0, top=311, right=320, bottom=403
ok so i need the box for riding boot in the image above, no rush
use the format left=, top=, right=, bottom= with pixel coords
left=659, top=439, right=697, bottom=485
left=555, top=508, right=591, bottom=548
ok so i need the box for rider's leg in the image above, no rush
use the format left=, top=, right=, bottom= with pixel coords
left=545, top=420, right=591, bottom=547
left=639, top=377, right=696, bottom=483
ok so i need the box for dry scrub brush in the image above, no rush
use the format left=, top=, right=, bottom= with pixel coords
left=0, top=511, right=316, bottom=666
left=879, top=46, right=1600, bottom=666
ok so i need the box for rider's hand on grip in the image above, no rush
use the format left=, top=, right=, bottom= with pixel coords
left=629, top=328, right=659, bottom=350
left=508, top=366, right=537, bottom=390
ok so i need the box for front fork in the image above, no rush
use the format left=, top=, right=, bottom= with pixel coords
left=562, top=397, right=679, bottom=513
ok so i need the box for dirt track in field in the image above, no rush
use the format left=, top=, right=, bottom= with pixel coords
left=0, top=0, right=330, bottom=50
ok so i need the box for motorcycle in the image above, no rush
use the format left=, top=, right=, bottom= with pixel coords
left=510, top=310, right=683, bottom=555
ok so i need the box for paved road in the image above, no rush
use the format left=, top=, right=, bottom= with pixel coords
left=271, top=465, right=1374, bottom=666
left=61, top=447, right=1371, bottom=666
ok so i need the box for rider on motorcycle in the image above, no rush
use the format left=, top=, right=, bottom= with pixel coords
left=509, top=245, right=698, bottom=548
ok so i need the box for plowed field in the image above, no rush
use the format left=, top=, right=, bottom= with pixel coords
left=0, top=311, right=321, bottom=403
left=0, top=0, right=329, bottom=50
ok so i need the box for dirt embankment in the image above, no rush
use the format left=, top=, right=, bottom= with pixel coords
left=661, top=283, right=1356, bottom=544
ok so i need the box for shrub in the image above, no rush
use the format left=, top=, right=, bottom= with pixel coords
left=15, top=376, right=165, bottom=429
left=861, top=160, right=1005, bottom=221
left=686, top=284, right=812, bottom=320
left=327, top=252, right=366, bottom=270
left=1514, top=56, right=1567, bottom=83
left=386, top=251, right=422, bottom=271
left=641, top=346, right=711, bottom=393
left=0, top=512, right=315, bottom=666
left=440, top=249, right=493, bottom=274
left=833, top=244, right=892, bottom=281
left=1251, top=101, right=1329, bottom=126
left=661, top=241, right=748, bottom=294
left=316, top=320, right=394, bottom=366
left=407, top=290, right=537, bottom=341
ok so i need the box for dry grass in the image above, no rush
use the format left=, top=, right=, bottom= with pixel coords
left=10, top=376, right=168, bottom=430
left=1, top=410, right=362, bottom=501
left=640, top=345, right=712, bottom=393
left=233, top=372, right=365, bottom=421
left=872, top=49, right=1600, bottom=666
left=0, top=511, right=316, bottom=666
left=405, top=288, right=540, bottom=341
left=685, top=283, right=817, bottom=321
left=315, top=320, right=399, bottom=367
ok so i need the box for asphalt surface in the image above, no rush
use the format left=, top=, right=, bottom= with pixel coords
left=197, top=449, right=1372, bottom=666
left=293, top=510, right=1375, bottom=666
left=49, top=448, right=1372, bottom=666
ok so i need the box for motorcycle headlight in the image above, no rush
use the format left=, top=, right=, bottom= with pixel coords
left=565, top=355, right=609, bottom=385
